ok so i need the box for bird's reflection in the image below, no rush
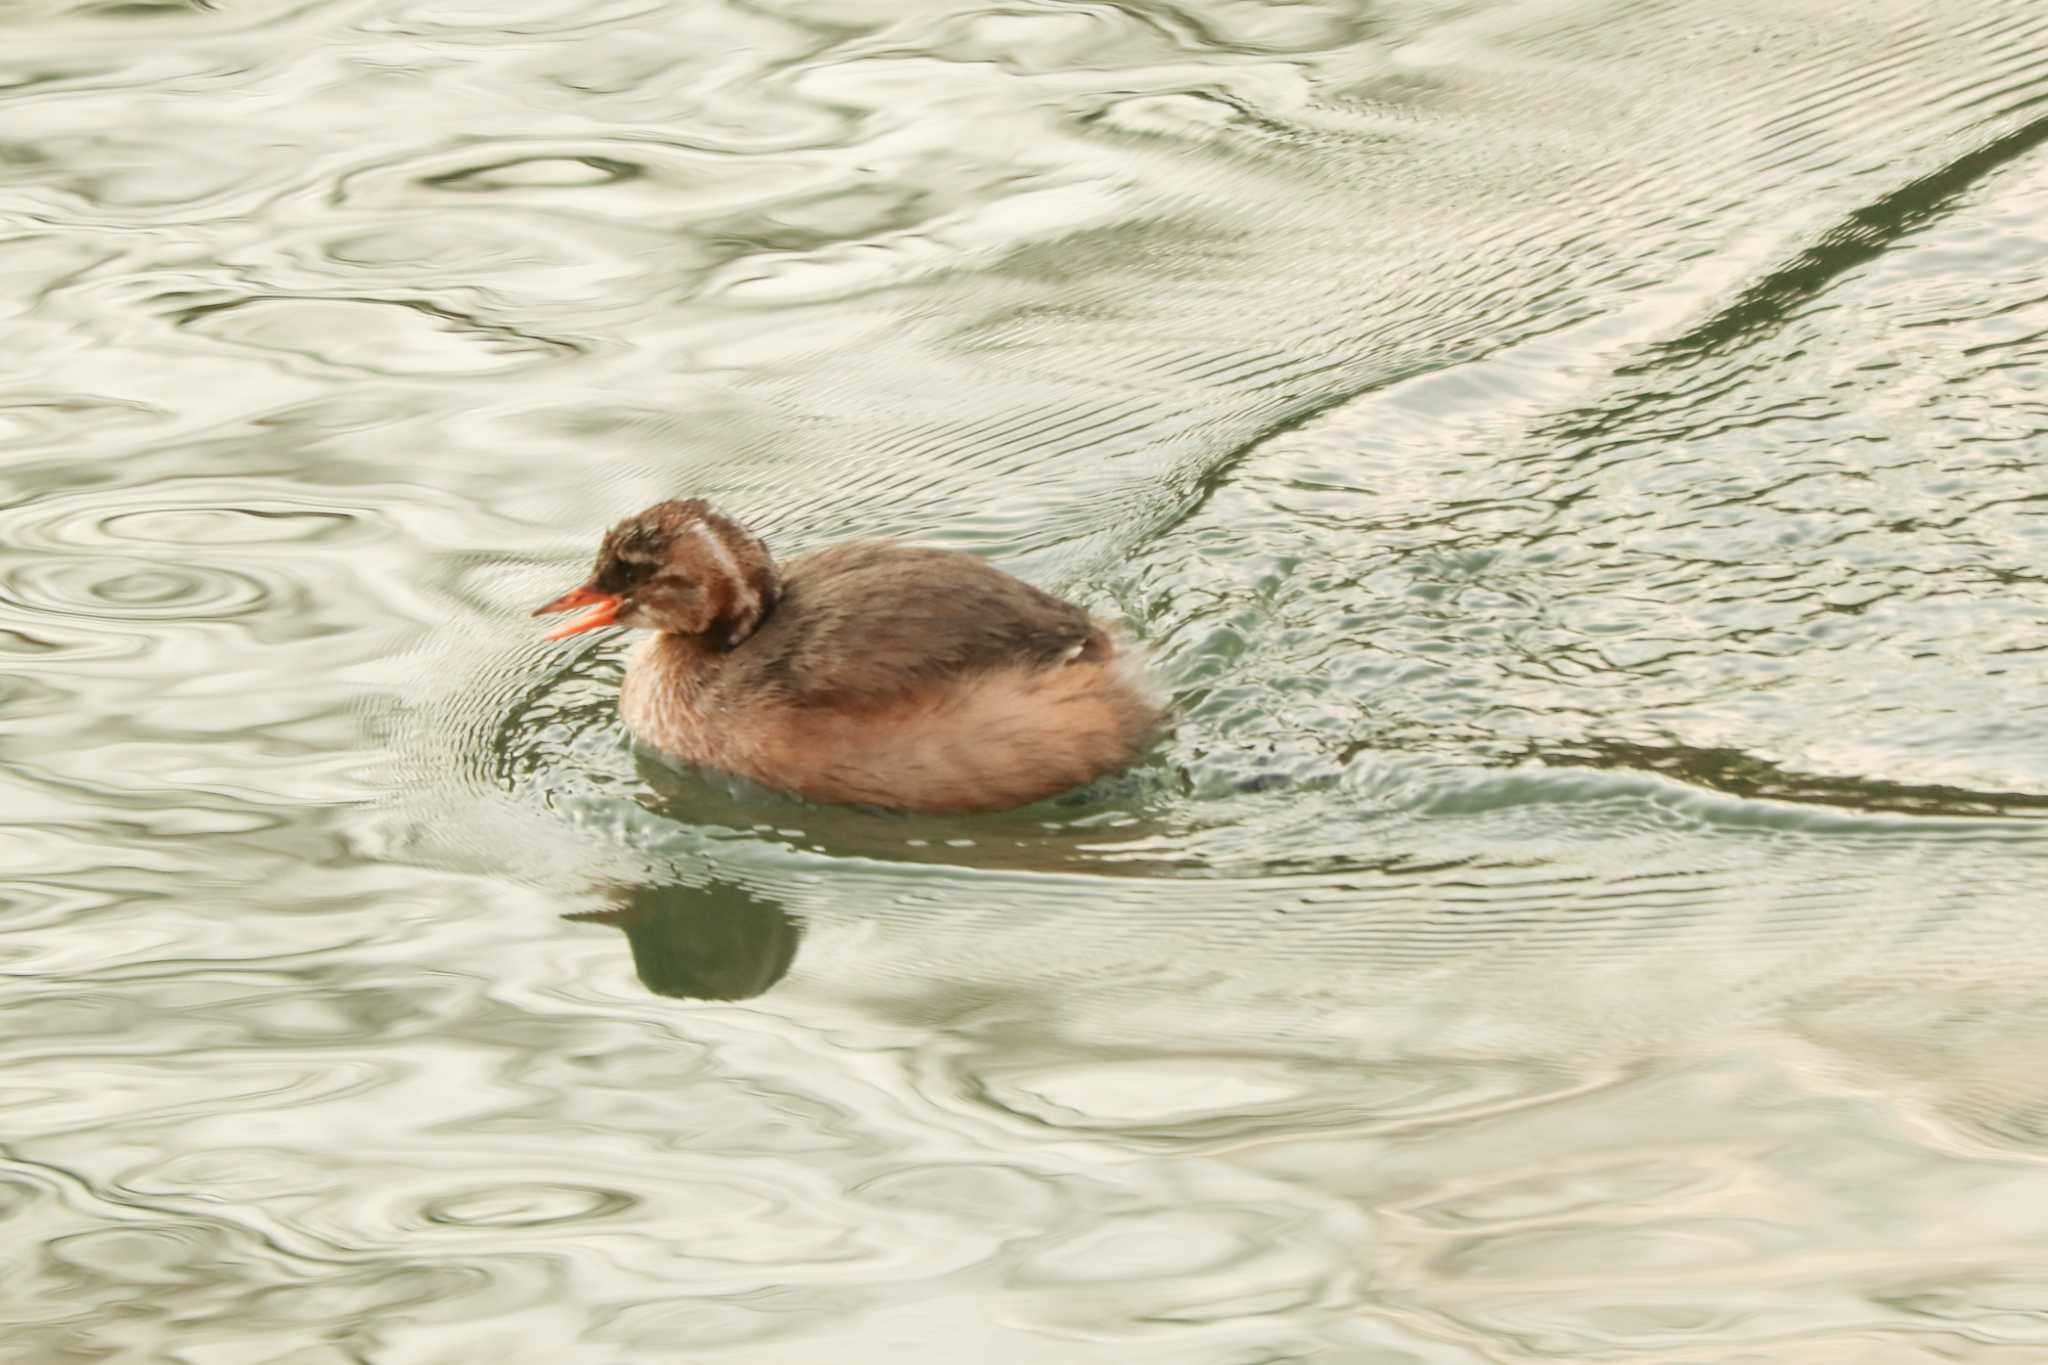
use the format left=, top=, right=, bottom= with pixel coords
left=565, top=878, right=801, bottom=1001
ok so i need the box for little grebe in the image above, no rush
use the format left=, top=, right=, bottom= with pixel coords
left=535, top=499, right=1159, bottom=813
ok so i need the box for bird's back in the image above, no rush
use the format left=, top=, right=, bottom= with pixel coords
left=715, top=541, right=1103, bottom=706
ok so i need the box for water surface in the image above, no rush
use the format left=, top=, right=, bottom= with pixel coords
left=5, top=0, right=2048, bottom=1360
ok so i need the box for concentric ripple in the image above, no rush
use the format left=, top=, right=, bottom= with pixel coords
left=2, top=556, right=269, bottom=623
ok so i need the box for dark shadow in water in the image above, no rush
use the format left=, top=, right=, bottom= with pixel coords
left=1528, top=738, right=2048, bottom=821
left=1640, top=110, right=2048, bottom=364
left=564, top=879, right=802, bottom=1001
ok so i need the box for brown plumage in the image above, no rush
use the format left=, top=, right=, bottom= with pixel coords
left=535, top=500, right=1159, bottom=813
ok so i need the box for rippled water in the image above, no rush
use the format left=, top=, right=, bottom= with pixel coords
left=6, top=0, right=2048, bottom=1359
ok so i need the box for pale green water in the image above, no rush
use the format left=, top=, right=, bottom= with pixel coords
left=5, top=1, right=2048, bottom=1361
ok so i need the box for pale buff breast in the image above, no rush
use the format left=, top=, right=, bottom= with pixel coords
left=619, top=634, right=723, bottom=770
left=622, top=637, right=1158, bottom=813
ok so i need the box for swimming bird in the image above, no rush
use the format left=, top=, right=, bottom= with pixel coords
left=535, top=500, right=1158, bottom=813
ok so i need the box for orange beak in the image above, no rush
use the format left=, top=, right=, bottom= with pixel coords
left=533, top=584, right=624, bottom=640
